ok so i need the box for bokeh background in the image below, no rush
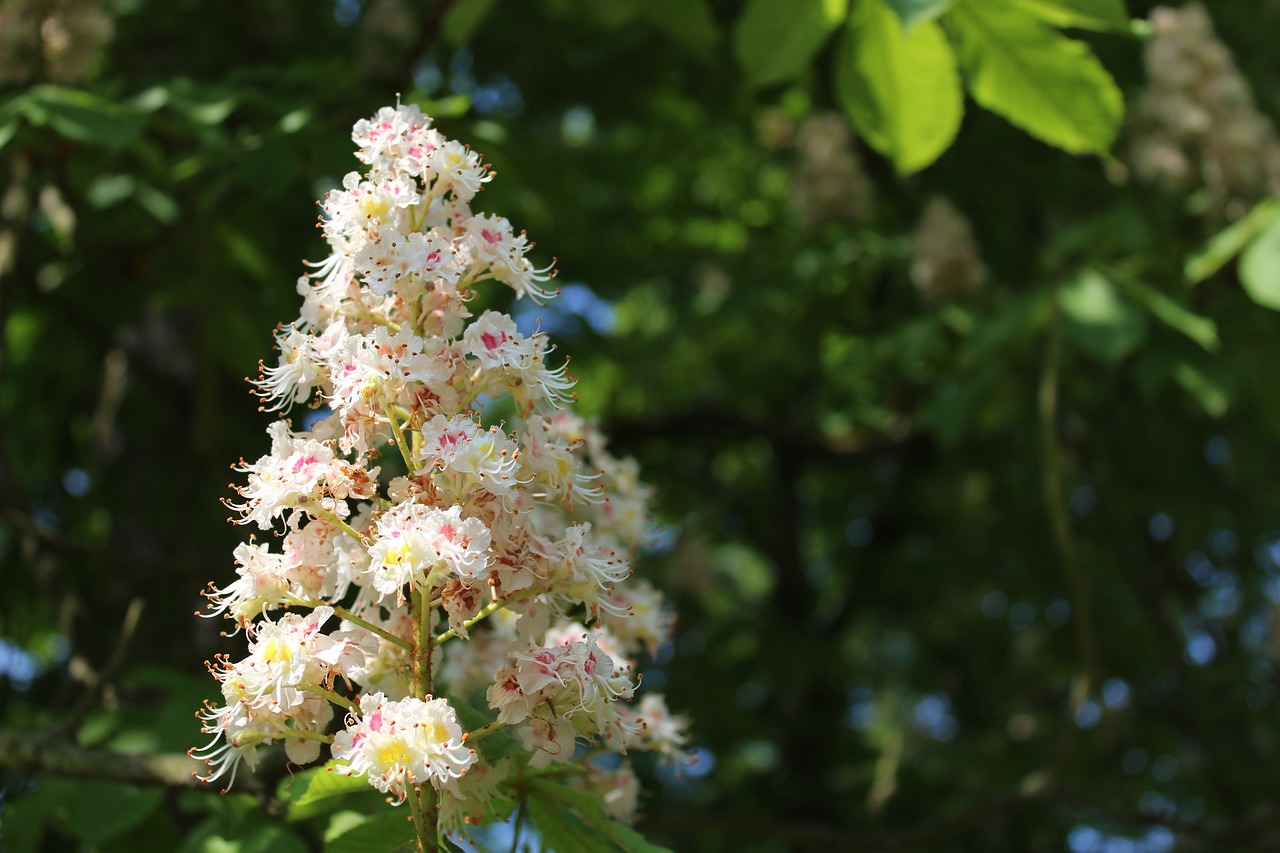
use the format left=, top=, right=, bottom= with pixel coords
left=5, top=0, right=1280, bottom=850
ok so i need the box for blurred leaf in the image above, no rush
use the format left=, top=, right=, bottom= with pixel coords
left=1185, top=196, right=1280, bottom=285
left=10, top=779, right=163, bottom=845
left=921, top=365, right=995, bottom=446
left=0, top=117, right=17, bottom=150
left=836, top=0, right=963, bottom=173
left=23, top=85, right=144, bottom=151
left=86, top=174, right=137, bottom=208
left=886, top=0, right=955, bottom=27
left=1239, top=211, right=1280, bottom=311
left=182, top=822, right=309, bottom=853
left=219, top=226, right=276, bottom=284
left=641, top=0, right=719, bottom=58
left=1059, top=269, right=1146, bottom=363
left=734, top=0, right=849, bottom=88
left=948, top=1, right=1123, bottom=154
left=1119, top=278, right=1219, bottom=352
left=168, top=80, right=238, bottom=126
left=1173, top=358, right=1230, bottom=417
left=324, top=813, right=414, bottom=853
left=1007, top=0, right=1129, bottom=31
left=136, top=182, right=181, bottom=224
left=444, top=0, right=498, bottom=45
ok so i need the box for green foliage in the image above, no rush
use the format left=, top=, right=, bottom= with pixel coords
left=527, top=779, right=675, bottom=853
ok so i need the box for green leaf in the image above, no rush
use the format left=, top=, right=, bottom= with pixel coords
left=324, top=813, right=415, bottom=853
left=1059, top=269, right=1147, bottom=363
left=527, top=798, right=615, bottom=853
left=135, top=182, right=181, bottom=224
left=1007, top=0, right=1129, bottom=31
left=1185, top=197, right=1280, bottom=285
left=947, top=1, right=1123, bottom=154
left=283, top=762, right=372, bottom=819
left=641, top=0, right=719, bottom=58
left=835, top=0, right=963, bottom=173
left=1239, top=211, right=1280, bottom=311
left=23, top=85, right=144, bottom=151
left=528, top=779, right=676, bottom=853
left=734, top=0, right=849, bottom=88
left=886, top=0, right=955, bottom=27
left=443, top=0, right=498, bottom=46
left=1118, top=278, right=1219, bottom=352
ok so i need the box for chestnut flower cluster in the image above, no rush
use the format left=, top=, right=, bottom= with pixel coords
left=193, top=104, right=688, bottom=834
left=910, top=196, right=988, bottom=305
left=1127, top=3, right=1280, bottom=219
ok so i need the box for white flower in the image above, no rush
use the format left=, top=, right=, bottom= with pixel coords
left=419, top=414, right=523, bottom=497
left=463, top=213, right=555, bottom=301
left=368, top=502, right=491, bottom=598
left=332, top=692, right=477, bottom=802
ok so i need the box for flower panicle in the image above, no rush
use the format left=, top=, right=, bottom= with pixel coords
left=196, top=103, right=689, bottom=841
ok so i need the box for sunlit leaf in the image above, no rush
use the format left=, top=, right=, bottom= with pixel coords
left=948, top=1, right=1123, bottom=154
left=1239, top=211, right=1280, bottom=311
left=1007, top=0, right=1129, bottom=31
left=836, top=0, right=963, bottom=173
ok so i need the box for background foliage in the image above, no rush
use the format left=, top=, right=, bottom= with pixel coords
left=4, top=0, right=1280, bottom=850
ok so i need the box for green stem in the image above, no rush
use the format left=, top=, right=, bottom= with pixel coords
left=466, top=720, right=509, bottom=744
left=408, top=784, right=432, bottom=853
left=302, top=504, right=368, bottom=545
left=1039, top=281, right=1097, bottom=785
left=510, top=793, right=526, bottom=853
left=303, top=685, right=358, bottom=714
left=332, top=605, right=410, bottom=650
left=434, top=588, right=542, bottom=646
left=387, top=399, right=419, bottom=475
left=408, top=589, right=439, bottom=848
left=274, top=728, right=334, bottom=744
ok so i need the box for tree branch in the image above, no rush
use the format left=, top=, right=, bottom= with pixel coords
left=0, top=729, right=263, bottom=795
